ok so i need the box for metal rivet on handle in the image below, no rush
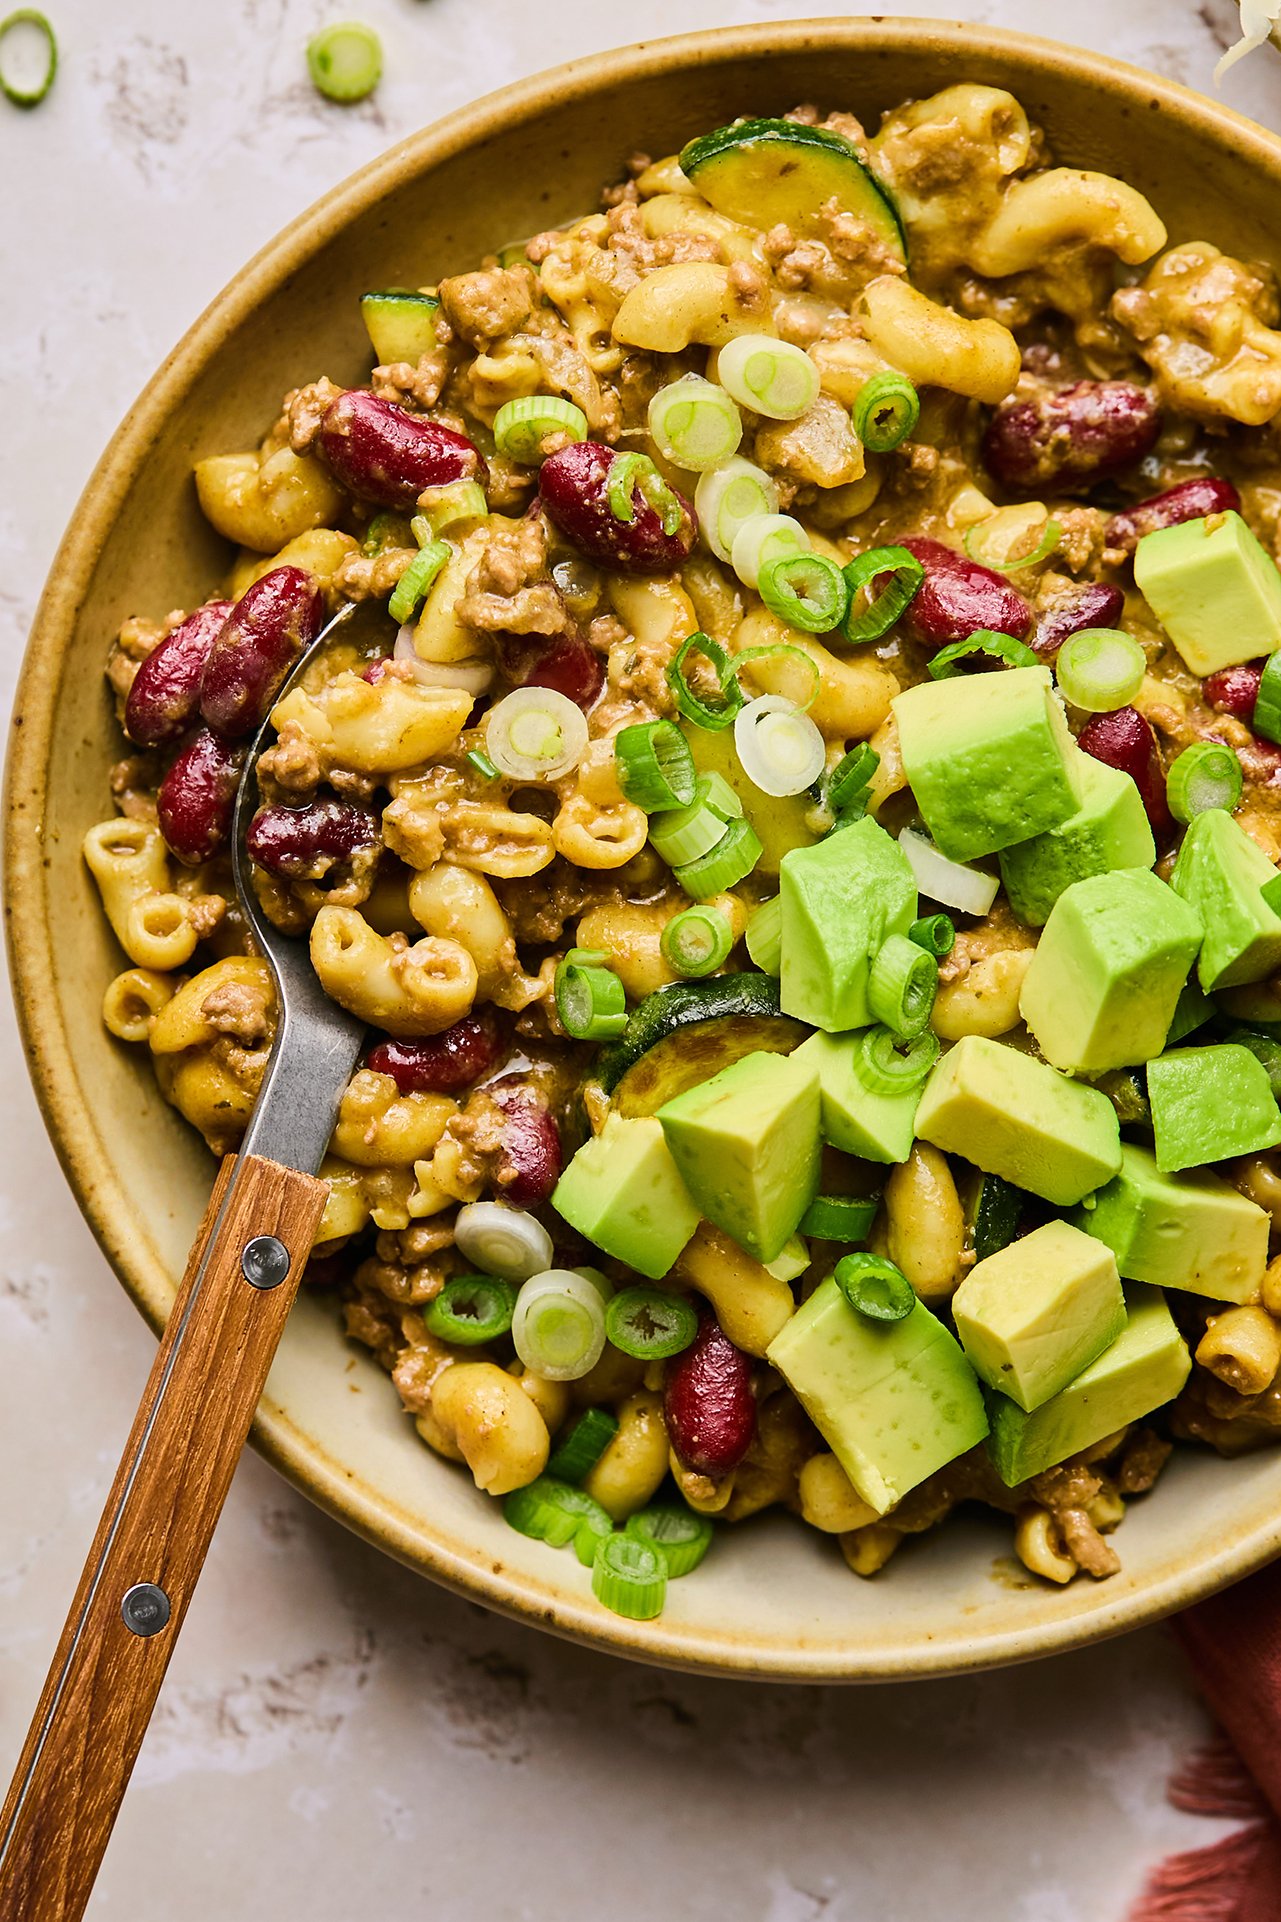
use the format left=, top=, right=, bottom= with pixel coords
left=121, top=1583, right=171, bottom=1638
left=241, top=1234, right=291, bottom=1291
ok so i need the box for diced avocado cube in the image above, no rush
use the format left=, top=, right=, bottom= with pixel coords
left=915, top=1035, right=1121, bottom=1207
left=1074, top=1143, right=1267, bottom=1304
left=952, top=1220, right=1126, bottom=1413
left=892, top=666, right=1082, bottom=861
left=658, top=1050, right=821, bottom=1262
left=792, top=1029, right=921, bottom=1165
left=1170, top=809, right=1281, bottom=991
left=1134, top=510, right=1281, bottom=677
left=766, top=1276, right=988, bottom=1515
left=1018, top=870, right=1203, bottom=1075
left=1146, top=1043, right=1281, bottom=1173
left=552, top=1113, right=700, bottom=1279
left=999, top=756, right=1156, bottom=927
left=986, top=1284, right=1191, bottom=1486
left=778, top=816, right=917, bottom=1032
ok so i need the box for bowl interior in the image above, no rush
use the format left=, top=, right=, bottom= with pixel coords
left=10, top=18, right=1281, bottom=1680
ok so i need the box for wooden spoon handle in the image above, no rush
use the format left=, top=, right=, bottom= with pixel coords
left=0, top=1152, right=328, bottom=1920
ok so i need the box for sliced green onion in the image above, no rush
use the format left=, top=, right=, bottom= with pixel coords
left=840, top=546, right=925, bottom=644
left=854, top=1025, right=940, bottom=1097
left=648, top=772, right=743, bottom=866
left=834, top=1252, right=916, bottom=1323
left=758, top=553, right=849, bottom=635
left=555, top=950, right=628, bottom=1040
left=661, top=905, right=734, bottom=978
left=423, top=1274, right=518, bottom=1346
left=716, top=334, right=819, bottom=421
left=826, top=743, right=880, bottom=813
left=486, top=685, right=589, bottom=781
left=494, top=394, right=589, bottom=465
left=1167, top=741, right=1243, bottom=823
left=575, top=1511, right=615, bottom=1567
left=694, top=458, right=779, bottom=564
left=0, top=8, right=55, bottom=105
left=625, top=1505, right=714, bottom=1578
left=677, top=817, right=763, bottom=900
left=731, top=512, right=811, bottom=591
left=730, top=643, right=821, bottom=713
left=419, top=480, right=488, bottom=539
left=734, top=694, right=826, bottom=797
left=929, top=630, right=1039, bottom=678
left=800, top=1195, right=879, bottom=1241
left=607, top=453, right=684, bottom=537
left=605, top=1286, right=699, bottom=1359
left=306, top=20, right=382, bottom=102
left=648, top=376, right=743, bottom=471
left=592, top=1532, right=667, bottom=1619
left=909, top=913, right=955, bottom=958
left=466, top=748, right=501, bottom=781
left=504, top=1477, right=613, bottom=1549
left=362, top=511, right=410, bottom=558
left=745, top=896, right=783, bottom=975
left=512, top=1270, right=608, bottom=1381
left=614, top=719, right=696, bottom=812
left=868, top=933, right=938, bottom=1040
left=1055, top=628, right=1147, bottom=712
left=667, top=631, right=745, bottom=733
left=547, top=1408, right=620, bottom=1483
left=454, top=1202, right=552, bottom=1281
left=852, top=371, right=920, bottom=453
left=964, top=515, right=1062, bottom=573
left=388, top=539, right=450, bottom=626
left=898, top=827, right=1000, bottom=917
left=1254, top=652, right=1281, bottom=744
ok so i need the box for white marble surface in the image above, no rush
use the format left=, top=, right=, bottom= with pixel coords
left=3, top=2, right=1278, bottom=1915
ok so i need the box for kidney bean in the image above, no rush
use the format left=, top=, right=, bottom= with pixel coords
left=897, top=536, right=1031, bottom=647
left=664, top=1310, right=756, bottom=1477
left=1203, top=661, right=1264, bottom=723
left=1078, top=706, right=1173, bottom=841
left=157, top=728, right=246, bottom=865
left=498, top=628, right=605, bottom=710
left=247, top=799, right=380, bottom=878
left=317, top=390, right=487, bottom=510
left=1032, top=582, right=1126, bottom=660
left=983, top=380, right=1161, bottom=496
left=199, top=566, right=324, bottom=739
left=1106, top=476, right=1242, bottom=554
left=124, top=600, right=232, bottom=749
left=490, top=1084, right=563, bottom=1206
left=366, top=1014, right=504, bottom=1096
left=539, top=441, right=695, bottom=575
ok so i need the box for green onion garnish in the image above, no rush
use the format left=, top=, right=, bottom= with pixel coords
left=574, top=1510, right=615, bottom=1567
left=964, top=515, right=1063, bottom=574
left=909, top=913, right=955, bottom=958
left=388, top=538, right=450, bottom=626
left=648, top=772, right=744, bottom=866
left=928, top=630, right=1039, bottom=679
left=676, top=817, right=763, bottom=901
left=493, top=395, right=589, bottom=465
left=555, top=948, right=628, bottom=1040
left=799, top=1195, right=879, bottom=1242
left=625, top=1505, right=715, bottom=1578
left=486, top=685, right=589, bottom=781
left=423, top=1274, right=519, bottom=1346
left=661, top=905, right=734, bottom=979
left=834, top=1252, right=916, bottom=1323
left=1166, top=741, right=1243, bottom=823
left=421, top=479, right=489, bottom=538
left=547, top=1408, right=620, bottom=1484
left=717, top=334, right=820, bottom=421
left=362, top=510, right=410, bottom=558
left=666, top=631, right=745, bottom=733
left=840, top=545, right=925, bottom=644
left=694, top=458, right=780, bottom=565
left=614, top=719, right=696, bottom=812
left=745, top=895, right=783, bottom=976
left=734, top=693, right=826, bottom=798
left=466, top=748, right=501, bottom=781
left=1254, top=651, right=1281, bottom=744
left=306, top=20, right=383, bottom=102
left=731, top=512, right=811, bottom=590
left=854, top=1025, right=940, bottom=1097
left=758, top=552, right=849, bottom=635
left=0, top=8, right=55, bottom=106
left=867, top=932, right=938, bottom=1040
left=591, top=1532, right=668, bottom=1619
left=512, top=1269, right=609, bottom=1381
left=1054, top=628, right=1147, bottom=712
left=826, top=743, right=880, bottom=813
left=731, top=643, right=822, bottom=712
left=605, top=1286, right=700, bottom=1359
left=648, top=376, right=743, bottom=471
left=607, top=452, right=683, bottom=536
left=504, top=1476, right=613, bottom=1548
left=852, top=371, right=920, bottom=453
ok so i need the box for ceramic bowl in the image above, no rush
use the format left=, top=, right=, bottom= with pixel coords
left=9, top=19, right=1281, bottom=1681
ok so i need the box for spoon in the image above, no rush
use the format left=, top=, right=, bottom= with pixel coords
left=0, top=607, right=367, bottom=1919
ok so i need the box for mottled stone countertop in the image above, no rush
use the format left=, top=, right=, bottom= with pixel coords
left=2, top=3, right=1278, bottom=1915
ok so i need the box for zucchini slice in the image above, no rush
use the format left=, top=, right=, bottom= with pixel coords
left=597, top=973, right=797, bottom=1096
left=680, top=118, right=906, bottom=263
left=360, top=290, right=441, bottom=366
left=613, top=1012, right=807, bottom=1117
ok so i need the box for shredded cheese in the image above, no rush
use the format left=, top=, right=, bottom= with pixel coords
left=1217, top=1, right=1281, bottom=81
